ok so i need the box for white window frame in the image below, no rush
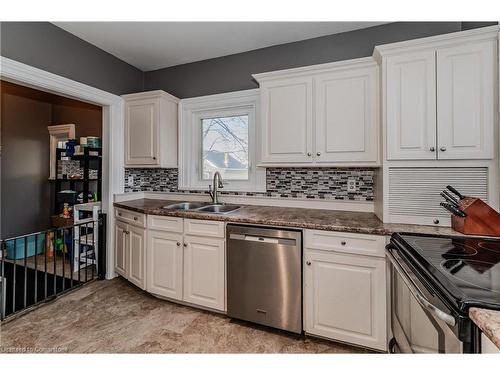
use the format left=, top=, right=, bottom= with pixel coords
left=179, top=89, right=265, bottom=192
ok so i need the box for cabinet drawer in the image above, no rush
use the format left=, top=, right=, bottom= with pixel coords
left=305, top=230, right=385, bottom=258
left=147, top=215, right=183, bottom=233
left=115, top=208, right=146, bottom=228
left=184, top=219, right=225, bottom=238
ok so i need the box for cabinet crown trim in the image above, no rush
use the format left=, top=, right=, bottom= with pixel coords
left=252, top=57, right=378, bottom=82
left=373, top=25, right=499, bottom=61
left=122, top=90, right=180, bottom=103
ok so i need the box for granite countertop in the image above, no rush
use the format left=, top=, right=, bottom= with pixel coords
left=113, top=198, right=462, bottom=236
left=469, top=308, right=500, bottom=350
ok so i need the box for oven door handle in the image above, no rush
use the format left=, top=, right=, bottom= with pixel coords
left=386, top=245, right=456, bottom=327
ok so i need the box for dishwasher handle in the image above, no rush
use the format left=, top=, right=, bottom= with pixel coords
left=229, top=233, right=297, bottom=246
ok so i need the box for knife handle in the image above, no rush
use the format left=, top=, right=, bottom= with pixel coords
left=440, top=202, right=466, bottom=217
left=446, top=185, right=465, bottom=200
left=441, top=191, right=459, bottom=206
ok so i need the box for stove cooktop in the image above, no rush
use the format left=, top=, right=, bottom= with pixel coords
left=395, top=233, right=500, bottom=312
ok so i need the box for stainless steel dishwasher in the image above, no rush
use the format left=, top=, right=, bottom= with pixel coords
left=226, top=224, right=302, bottom=334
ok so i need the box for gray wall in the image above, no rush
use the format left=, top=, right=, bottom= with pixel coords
left=144, top=22, right=496, bottom=98
left=0, top=22, right=144, bottom=95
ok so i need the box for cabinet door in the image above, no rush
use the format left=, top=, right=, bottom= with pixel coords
left=147, top=230, right=183, bottom=300
left=436, top=40, right=495, bottom=159
left=125, top=98, right=159, bottom=166
left=127, top=225, right=146, bottom=289
left=304, top=250, right=386, bottom=351
left=114, top=220, right=128, bottom=277
left=315, top=67, right=379, bottom=163
left=386, top=51, right=437, bottom=160
left=183, top=235, right=225, bottom=311
left=260, top=77, right=313, bottom=164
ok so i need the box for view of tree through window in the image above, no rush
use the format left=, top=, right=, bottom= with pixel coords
left=201, top=115, right=249, bottom=181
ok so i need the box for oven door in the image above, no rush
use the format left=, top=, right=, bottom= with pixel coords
left=387, top=245, right=463, bottom=353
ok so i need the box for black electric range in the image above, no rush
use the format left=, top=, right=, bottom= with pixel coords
left=392, top=233, right=500, bottom=312
left=388, top=233, right=500, bottom=353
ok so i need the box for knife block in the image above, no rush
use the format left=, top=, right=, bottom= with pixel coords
left=451, top=197, right=500, bottom=236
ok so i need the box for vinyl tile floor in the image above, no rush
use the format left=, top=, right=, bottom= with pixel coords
left=0, top=277, right=373, bottom=353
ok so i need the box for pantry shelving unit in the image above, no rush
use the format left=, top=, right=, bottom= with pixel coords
left=53, top=147, right=102, bottom=215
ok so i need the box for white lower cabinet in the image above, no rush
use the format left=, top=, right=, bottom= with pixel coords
left=114, top=220, right=128, bottom=277
left=147, top=230, right=183, bottom=300
left=304, top=230, right=387, bottom=351
left=145, top=215, right=226, bottom=312
left=127, top=225, right=146, bottom=289
left=183, top=235, right=225, bottom=311
left=114, top=216, right=146, bottom=290
left=481, top=333, right=500, bottom=354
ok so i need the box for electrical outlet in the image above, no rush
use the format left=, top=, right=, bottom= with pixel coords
left=347, top=178, right=357, bottom=193
left=127, top=176, right=134, bottom=186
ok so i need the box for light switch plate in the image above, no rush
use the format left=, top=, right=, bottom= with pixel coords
left=347, top=178, right=357, bottom=193
left=127, top=176, right=134, bottom=186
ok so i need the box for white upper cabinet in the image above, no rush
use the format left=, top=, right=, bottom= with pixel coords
left=377, top=28, right=498, bottom=161
left=123, top=90, right=179, bottom=168
left=254, top=58, right=380, bottom=167
left=386, top=51, right=437, bottom=160
left=436, top=40, right=495, bottom=159
left=315, top=64, right=379, bottom=163
left=259, top=76, right=313, bottom=163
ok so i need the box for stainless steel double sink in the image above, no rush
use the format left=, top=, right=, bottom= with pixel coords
left=163, top=202, right=241, bottom=214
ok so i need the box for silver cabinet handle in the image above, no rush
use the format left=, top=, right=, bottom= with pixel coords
left=316, top=152, right=321, bottom=156
left=429, top=146, right=435, bottom=152
left=440, top=147, right=446, bottom=152
left=307, top=152, right=312, bottom=157
left=306, top=261, right=311, bottom=266
left=386, top=246, right=456, bottom=326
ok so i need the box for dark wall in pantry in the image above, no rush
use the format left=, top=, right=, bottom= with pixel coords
left=0, top=22, right=144, bottom=95
left=51, top=97, right=102, bottom=139
left=143, top=22, right=497, bottom=98
left=1, top=81, right=102, bottom=238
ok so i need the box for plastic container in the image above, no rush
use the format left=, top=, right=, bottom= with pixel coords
left=5, top=234, right=46, bottom=260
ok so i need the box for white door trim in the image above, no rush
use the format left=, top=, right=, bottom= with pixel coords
left=1, top=56, right=125, bottom=279
left=47, top=123, right=75, bottom=180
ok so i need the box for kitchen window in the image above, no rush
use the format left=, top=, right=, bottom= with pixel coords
left=178, top=89, right=265, bottom=192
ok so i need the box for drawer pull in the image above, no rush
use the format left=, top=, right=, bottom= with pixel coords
left=306, top=261, right=311, bottom=266
left=183, top=243, right=187, bottom=247
left=341, top=241, right=347, bottom=246
left=176, top=242, right=181, bottom=246
left=118, top=213, right=122, bottom=216
left=133, top=217, right=138, bottom=221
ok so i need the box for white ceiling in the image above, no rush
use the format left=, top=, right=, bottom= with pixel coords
left=53, top=22, right=388, bottom=71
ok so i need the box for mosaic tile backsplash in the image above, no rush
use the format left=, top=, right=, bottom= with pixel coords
left=125, top=168, right=374, bottom=201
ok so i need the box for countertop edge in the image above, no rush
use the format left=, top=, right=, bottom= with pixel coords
left=113, top=201, right=391, bottom=235
left=469, top=307, right=500, bottom=350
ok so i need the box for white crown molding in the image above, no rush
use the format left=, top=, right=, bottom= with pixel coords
left=1, top=56, right=124, bottom=280
left=114, top=191, right=374, bottom=213
left=252, top=56, right=377, bottom=82
left=121, top=89, right=179, bottom=103
left=373, top=25, right=500, bottom=61
left=179, top=88, right=260, bottom=108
